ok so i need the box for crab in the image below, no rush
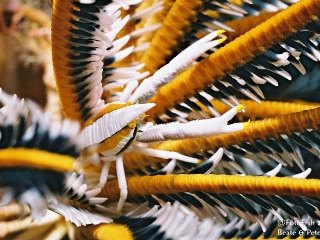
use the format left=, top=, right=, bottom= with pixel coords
left=79, top=30, right=247, bottom=211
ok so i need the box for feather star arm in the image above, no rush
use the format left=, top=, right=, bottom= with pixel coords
left=147, top=0, right=320, bottom=120
left=101, top=174, right=320, bottom=199
left=0, top=90, right=109, bottom=226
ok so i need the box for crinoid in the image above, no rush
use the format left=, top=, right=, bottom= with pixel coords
left=0, top=0, right=320, bottom=239
left=52, top=0, right=248, bottom=212
left=0, top=90, right=111, bottom=227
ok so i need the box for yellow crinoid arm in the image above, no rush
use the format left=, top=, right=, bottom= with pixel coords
left=195, top=11, right=278, bottom=43
left=0, top=148, right=75, bottom=172
left=224, top=11, right=278, bottom=42
left=135, top=0, right=176, bottom=47
left=100, top=174, right=320, bottom=201
left=209, top=99, right=320, bottom=120
left=77, top=224, right=134, bottom=240
left=141, top=0, right=204, bottom=74
left=51, top=0, right=82, bottom=121
left=140, top=0, right=276, bottom=74
left=147, top=0, right=320, bottom=119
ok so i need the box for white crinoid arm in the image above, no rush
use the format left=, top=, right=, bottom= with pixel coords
left=79, top=0, right=96, bottom=3
left=130, top=1, right=163, bottom=21
left=49, top=173, right=111, bottom=226
left=80, top=0, right=142, bottom=8
left=128, top=30, right=226, bottom=103
left=137, top=105, right=247, bottom=142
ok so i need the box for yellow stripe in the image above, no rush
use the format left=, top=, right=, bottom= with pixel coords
left=78, top=224, right=134, bottom=240
left=98, top=127, right=135, bottom=154
left=147, top=0, right=320, bottom=119
left=0, top=148, right=75, bottom=172
left=93, top=224, right=134, bottom=240
left=100, top=174, right=320, bottom=200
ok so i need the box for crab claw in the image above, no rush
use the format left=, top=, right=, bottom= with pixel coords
left=137, top=105, right=246, bottom=142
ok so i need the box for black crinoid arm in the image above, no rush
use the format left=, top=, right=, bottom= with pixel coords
left=0, top=89, right=110, bottom=226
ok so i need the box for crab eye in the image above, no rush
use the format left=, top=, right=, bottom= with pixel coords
left=128, top=121, right=136, bottom=129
